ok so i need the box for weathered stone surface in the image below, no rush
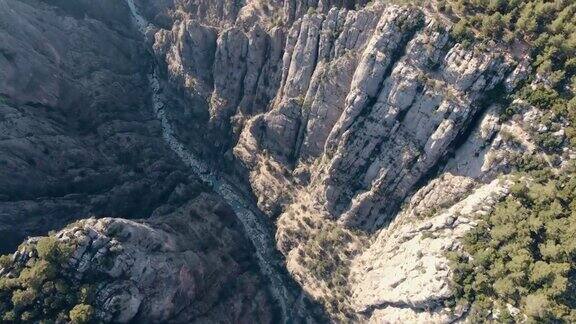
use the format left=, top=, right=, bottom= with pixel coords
left=1, top=0, right=542, bottom=322
left=351, top=178, right=512, bottom=323
left=154, top=19, right=218, bottom=103
left=232, top=6, right=517, bottom=231
left=0, top=194, right=275, bottom=323
left=0, top=0, right=205, bottom=252
left=136, top=1, right=533, bottom=320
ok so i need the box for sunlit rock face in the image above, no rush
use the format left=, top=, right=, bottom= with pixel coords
left=147, top=0, right=517, bottom=230
left=1, top=0, right=535, bottom=322
left=234, top=8, right=515, bottom=232
left=139, top=0, right=529, bottom=321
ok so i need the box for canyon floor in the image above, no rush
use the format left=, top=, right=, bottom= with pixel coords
left=0, top=0, right=575, bottom=323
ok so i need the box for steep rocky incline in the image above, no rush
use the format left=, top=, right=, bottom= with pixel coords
left=0, top=0, right=547, bottom=322
left=136, top=0, right=370, bottom=28
left=145, top=0, right=525, bottom=228
left=124, top=0, right=325, bottom=320
left=235, top=6, right=521, bottom=230
left=0, top=0, right=316, bottom=321
left=2, top=194, right=277, bottom=323
left=350, top=176, right=513, bottom=322
left=0, top=0, right=195, bottom=253
left=135, top=0, right=534, bottom=321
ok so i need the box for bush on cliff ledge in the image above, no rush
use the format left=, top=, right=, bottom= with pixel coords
left=0, top=237, right=95, bottom=323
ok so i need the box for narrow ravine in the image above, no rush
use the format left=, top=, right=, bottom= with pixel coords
left=124, top=0, right=292, bottom=320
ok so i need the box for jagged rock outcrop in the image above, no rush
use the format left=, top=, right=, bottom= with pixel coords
left=153, top=19, right=218, bottom=107
left=1, top=0, right=546, bottom=322
left=235, top=7, right=518, bottom=231
left=350, top=177, right=512, bottom=323
left=144, top=0, right=377, bottom=147
left=2, top=194, right=276, bottom=323
left=127, top=0, right=535, bottom=320
left=272, top=84, right=540, bottom=320
left=135, top=0, right=370, bottom=28
left=151, top=0, right=525, bottom=239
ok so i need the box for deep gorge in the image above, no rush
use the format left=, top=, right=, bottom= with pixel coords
left=1, top=0, right=575, bottom=322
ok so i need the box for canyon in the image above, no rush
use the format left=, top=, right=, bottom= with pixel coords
left=0, top=0, right=573, bottom=322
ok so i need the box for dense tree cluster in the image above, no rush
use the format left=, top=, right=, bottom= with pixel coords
left=442, top=0, right=575, bottom=91
left=435, top=1, right=576, bottom=154
left=519, top=86, right=576, bottom=150
left=0, top=237, right=95, bottom=323
left=449, top=165, right=576, bottom=322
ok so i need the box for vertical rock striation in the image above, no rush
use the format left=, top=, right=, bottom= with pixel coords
left=134, top=0, right=529, bottom=320
left=1, top=0, right=537, bottom=322
left=1, top=194, right=277, bottom=323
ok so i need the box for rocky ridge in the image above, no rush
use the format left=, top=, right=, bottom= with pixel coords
left=235, top=7, right=521, bottom=230
left=124, top=0, right=321, bottom=320
left=0, top=0, right=196, bottom=253
left=351, top=176, right=513, bottom=322
left=143, top=0, right=528, bottom=229
left=0, top=0, right=560, bottom=322
left=2, top=194, right=276, bottom=323
left=137, top=0, right=535, bottom=320
left=0, top=0, right=314, bottom=321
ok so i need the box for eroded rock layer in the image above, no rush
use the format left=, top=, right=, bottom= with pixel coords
left=0, top=0, right=202, bottom=252
left=3, top=194, right=276, bottom=323
left=145, top=0, right=522, bottom=229
left=1, top=0, right=548, bottom=322
left=133, top=0, right=534, bottom=321
left=0, top=0, right=299, bottom=320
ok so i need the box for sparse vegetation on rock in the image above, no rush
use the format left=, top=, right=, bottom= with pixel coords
left=2, top=0, right=576, bottom=322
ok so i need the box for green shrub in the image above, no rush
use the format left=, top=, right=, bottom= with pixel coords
left=521, top=86, right=560, bottom=110
left=480, top=13, right=505, bottom=38
left=0, top=236, right=95, bottom=322
left=69, top=304, right=94, bottom=324
left=451, top=19, right=472, bottom=43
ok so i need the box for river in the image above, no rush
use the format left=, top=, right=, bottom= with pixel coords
left=124, top=0, right=292, bottom=321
